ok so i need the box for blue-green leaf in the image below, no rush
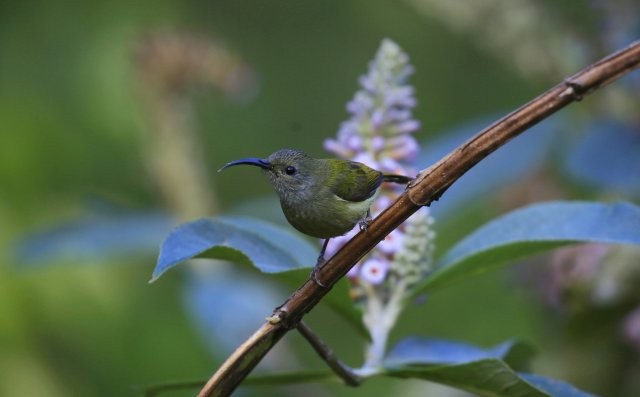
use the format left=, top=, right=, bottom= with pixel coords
left=384, top=338, right=534, bottom=369
left=417, top=201, right=640, bottom=293
left=383, top=338, right=595, bottom=397
left=385, top=359, right=599, bottom=397
left=565, top=120, right=640, bottom=199
left=15, top=213, right=174, bottom=267
left=386, top=359, right=549, bottom=396
left=150, top=216, right=317, bottom=282
left=519, top=373, right=597, bottom=397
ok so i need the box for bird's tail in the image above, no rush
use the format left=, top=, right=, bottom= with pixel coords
left=383, top=174, right=413, bottom=184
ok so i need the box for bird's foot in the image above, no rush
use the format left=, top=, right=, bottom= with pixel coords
left=359, top=211, right=373, bottom=231
left=310, top=255, right=328, bottom=288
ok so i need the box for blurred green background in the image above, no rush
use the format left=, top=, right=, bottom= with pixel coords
left=2, top=1, right=639, bottom=396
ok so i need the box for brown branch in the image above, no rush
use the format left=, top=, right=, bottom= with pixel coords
left=296, top=322, right=361, bottom=386
left=197, top=40, right=640, bottom=397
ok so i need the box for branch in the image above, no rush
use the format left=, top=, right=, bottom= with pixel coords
left=296, top=322, right=361, bottom=386
left=197, top=40, right=640, bottom=397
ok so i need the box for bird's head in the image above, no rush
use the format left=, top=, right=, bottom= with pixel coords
left=219, top=149, right=319, bottom=199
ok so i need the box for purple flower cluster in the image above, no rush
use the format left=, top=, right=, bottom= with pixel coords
left=324, top=39, right=434, bottom=297
left=327, top=38, right=435, bottom=371
left=325, top=39, right=420, bottom=170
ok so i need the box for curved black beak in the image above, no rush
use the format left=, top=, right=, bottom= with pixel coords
left=218, top=157, right=272, bottom=172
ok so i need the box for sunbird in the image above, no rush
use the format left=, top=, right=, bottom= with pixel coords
left=219, top=149, right=413, bottom=283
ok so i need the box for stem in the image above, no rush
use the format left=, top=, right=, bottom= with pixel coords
left=359, top=281, right=406, bottom=371
left=296, top=322, right=361, bottom=386
left=141, top=379, right=205, bottom=396
left=197, top=40, right=640, bottom=397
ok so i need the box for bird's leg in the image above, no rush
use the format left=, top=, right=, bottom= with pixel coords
left=317, top=238, right=330, bottom=265
left=359, top=209, right=373, bottom=231
left=310, top=239, right=330, bottom=288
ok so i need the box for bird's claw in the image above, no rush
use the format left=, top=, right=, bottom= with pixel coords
left=359, top=214, right=372, bottom=231
left=310, top=255, right=328, bottom=288
left=311, top=268, right=327, bottom=288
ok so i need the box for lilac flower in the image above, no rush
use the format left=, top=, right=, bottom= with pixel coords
left=377, top=229, right=405, bottom=256
left=359, top=258, right=390, bottom=286
left=347, top=263, right=361, bottom=280
left=324, top=39, right=421, bottom=166
left=325, top=39, right=436, bottom=371
left=325, top=39, right=434, bottom=292
left=324, top=227, right=358, bottom=258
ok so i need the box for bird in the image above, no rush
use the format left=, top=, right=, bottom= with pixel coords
left=219, top=148, right=413, bottom=284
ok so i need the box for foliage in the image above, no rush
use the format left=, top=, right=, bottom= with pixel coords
left=5, top=2, right=639, bottom=397
left=150, top=216, right=317, bottom=282
left=153, top=199, right=640, bottom=395
left=149, top=37, right=640, bottom=396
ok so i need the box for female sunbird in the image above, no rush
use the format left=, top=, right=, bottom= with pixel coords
left=219, top=149, right=412, bottom=281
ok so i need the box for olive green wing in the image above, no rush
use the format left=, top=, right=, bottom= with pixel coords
left=327, top=160, right=384, bottom=202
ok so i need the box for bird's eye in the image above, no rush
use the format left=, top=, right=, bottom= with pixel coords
left=285, top=166, right=297, bottom=175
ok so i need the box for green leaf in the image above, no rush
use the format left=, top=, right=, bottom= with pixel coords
left=150, top=216, right=317, bottom=282
left=519, top=373, right=597, bottom=397
left=416, top=201, right=640, bottom=293
left=384, top=338, right=534, bottom=370
left=386, top=359, right=550, bottom=397
left=153, top=215, right=368, bottom=338
left=383, top=339, right=553, bottom=397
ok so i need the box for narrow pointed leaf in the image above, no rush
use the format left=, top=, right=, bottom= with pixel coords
left=151, top=216, right=317, bottom=282
left=416, top=201, right=640, bottom=293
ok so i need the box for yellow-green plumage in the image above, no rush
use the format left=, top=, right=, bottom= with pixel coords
left=281, top=157, right=383, bottom=238
left=219, top=149, right=411, bottom=239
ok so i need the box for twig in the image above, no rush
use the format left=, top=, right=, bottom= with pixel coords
left=296, top=322, right=361, bottom=386
left=197, top=40, right=640, bottom=397
left=140, top=379, right=205, bottom=396
left=140, top=370, right=338, bottom=396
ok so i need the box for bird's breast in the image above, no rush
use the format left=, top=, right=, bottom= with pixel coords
left=279, top=190, right=378, bottom=239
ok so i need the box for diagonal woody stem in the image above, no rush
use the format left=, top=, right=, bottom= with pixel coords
left=197, top=40, right=640, bottom=397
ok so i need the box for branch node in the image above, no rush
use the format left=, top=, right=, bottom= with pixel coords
left=563, top=78, right=587, bottom=101
left=265, top=313, right=282, bottom=325
left=267, top=304, right=305, bottom=329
